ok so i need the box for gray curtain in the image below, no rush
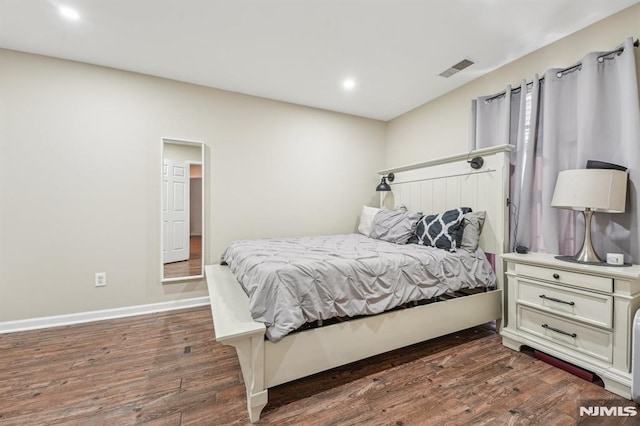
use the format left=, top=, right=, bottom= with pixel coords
left=470, top=37, right=640, bottom=262
left=510, top=77, right=541, bottom=253
left=542, top=37, right=640, bottom=262
left=469, top=79, right=541, bottom=252
left=469, top=85, right=514, bottom=151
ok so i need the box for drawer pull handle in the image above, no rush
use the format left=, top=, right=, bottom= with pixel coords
left=539, top=294, right=575, bottom=306
left=541, top=323, right=577, bottom=338
left=552, top=273, right=560, bottom=279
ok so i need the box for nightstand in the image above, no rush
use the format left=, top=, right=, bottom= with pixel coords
left=501, top=252, right=640, bottom=398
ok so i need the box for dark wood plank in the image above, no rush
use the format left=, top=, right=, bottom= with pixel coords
left=0, top=307, right=634, bottom=425
left=164, top=236, right=203, bottom=279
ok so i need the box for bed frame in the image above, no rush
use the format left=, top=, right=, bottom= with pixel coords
left=206, top=144, right=513, bottom=422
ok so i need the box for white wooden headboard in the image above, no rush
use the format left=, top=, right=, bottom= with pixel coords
left=377, top=144, right=513, bottom=287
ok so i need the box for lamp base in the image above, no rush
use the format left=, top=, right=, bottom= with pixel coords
left=554, top=255, right=632, bottom=267
left=554, top=255, right=607, bottom=266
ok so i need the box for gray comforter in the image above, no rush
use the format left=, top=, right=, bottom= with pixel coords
left=221, top=234, right=496, bottom=342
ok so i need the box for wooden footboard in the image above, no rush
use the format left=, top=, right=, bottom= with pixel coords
left=206, top=264, right=502, bottom=422
left=206, top=265, right=267, bottom=422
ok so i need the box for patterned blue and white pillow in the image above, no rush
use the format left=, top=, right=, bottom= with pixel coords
left=409, top=207, right=472, bottom=251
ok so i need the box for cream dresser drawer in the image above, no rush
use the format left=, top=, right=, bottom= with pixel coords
left=517, top=278, right=613, bottom=328
left=517, top=305, right=613, bottom=363
left=514, top=263, right=612, bottom=293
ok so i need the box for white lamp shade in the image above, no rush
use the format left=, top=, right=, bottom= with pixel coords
left=551, top=169, right=628, bottom=213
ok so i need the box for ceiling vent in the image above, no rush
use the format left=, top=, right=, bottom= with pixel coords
left=438, top=59, right=474, bottom=78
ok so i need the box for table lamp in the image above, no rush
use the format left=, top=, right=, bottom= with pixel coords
left=551, top=168, right=628, bottom=264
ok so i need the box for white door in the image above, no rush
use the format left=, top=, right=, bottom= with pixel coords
left=163, top=159, right=190, bottom=264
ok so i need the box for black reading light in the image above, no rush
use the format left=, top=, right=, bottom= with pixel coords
left=376, top=173, right=395, bottom=192
left=468, top=156, right=484, bottom=169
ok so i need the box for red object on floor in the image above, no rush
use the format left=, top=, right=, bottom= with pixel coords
left=534, top=350, right=595, bottom=382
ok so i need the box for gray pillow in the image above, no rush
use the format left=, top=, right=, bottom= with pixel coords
left=369, top=209, right=422, bottom=244
left=460, top=211, right=486, bottom=252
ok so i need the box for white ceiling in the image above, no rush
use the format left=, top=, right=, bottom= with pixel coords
left=0, top=1, right=638, bottom=121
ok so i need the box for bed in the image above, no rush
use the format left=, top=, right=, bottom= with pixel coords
left=206, top=144, right=513, bottom=422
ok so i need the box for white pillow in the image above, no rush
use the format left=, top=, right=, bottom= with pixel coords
left=357, top=205, right=380, bottom=236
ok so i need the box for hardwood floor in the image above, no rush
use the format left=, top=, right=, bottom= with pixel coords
left=0, top=306, right=635, bottom=425
left=164, top=236, right=202, bottom=279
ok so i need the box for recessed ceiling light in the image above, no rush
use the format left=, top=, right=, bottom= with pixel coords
left=342, top=79, right=356, bottom=91
left=58, top=6, right=80, bottom=21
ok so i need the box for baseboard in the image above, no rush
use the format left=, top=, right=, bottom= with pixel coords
left=0, top=296, right=210, bottom=334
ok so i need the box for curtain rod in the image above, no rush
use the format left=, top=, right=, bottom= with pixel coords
left=484, top=39, right=639, bottom=103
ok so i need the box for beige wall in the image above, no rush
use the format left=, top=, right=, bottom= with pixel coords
left=0, top=49, right=386, bottom=322
left=2, top=4, right=638, bottom=323
left=385, top=3, right=640, bottom=168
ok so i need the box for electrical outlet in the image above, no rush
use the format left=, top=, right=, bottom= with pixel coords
left=95, top=272, right=107, bottom=287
